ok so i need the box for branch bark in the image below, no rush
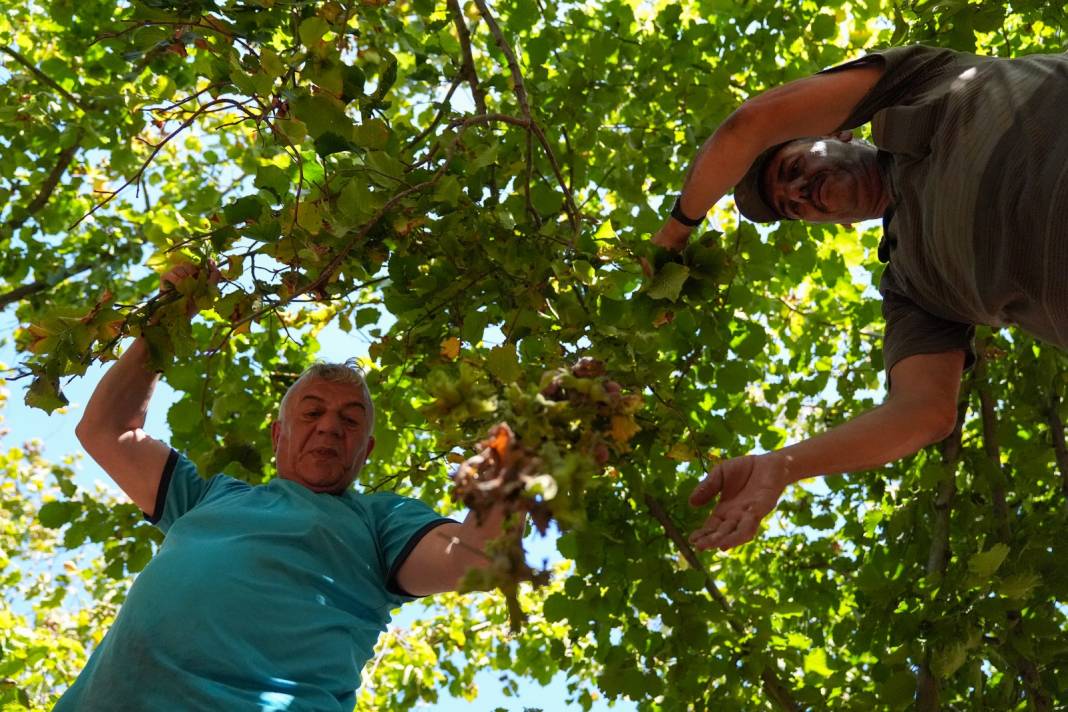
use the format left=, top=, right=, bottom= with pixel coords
left=446, top=0, right=487, bottom=115
left=0, top=262, right=92, bottom=311
left=2, top=129, right=84, bottom=237
left=916, top=387, right=970, bottom=711
left=1048, top=392, right=1068, bottom=498
left=0, top=46, right=90, bottom=111
left=977, top=384, right=1011, bottom=542
left=644, top=495, right=801, bottom=712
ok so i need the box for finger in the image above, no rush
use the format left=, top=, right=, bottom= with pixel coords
left=692, top=514, right=739, bottom=550
left=689, top=466, right=724, bottom=507
left=688, top=513, right=723, bottom=544
left=715, top=512, right=759, bottom=551
left=691, top=517, right=737, bottom=551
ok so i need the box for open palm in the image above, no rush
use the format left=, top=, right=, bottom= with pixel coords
left=688, top=453, right=790, bottom=551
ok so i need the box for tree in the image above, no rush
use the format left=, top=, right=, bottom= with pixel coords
left=2, top=0, right=1067, bottom=709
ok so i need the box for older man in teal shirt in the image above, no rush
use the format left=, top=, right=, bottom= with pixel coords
left=58, top=264, right=510, bottom=711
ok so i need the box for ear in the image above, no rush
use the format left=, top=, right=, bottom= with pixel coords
left=271, top=420, right=280, bottom=452
left=364, top=436, right=376, bottom=460
left=834, top=130, right=854, bottom=143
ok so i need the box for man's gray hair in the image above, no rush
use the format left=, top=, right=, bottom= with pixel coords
left=279, top=359, right=375, bottom=433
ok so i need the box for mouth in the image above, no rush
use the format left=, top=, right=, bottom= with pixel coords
left=811, top=173, right=829, bottom=213
left=308, top=447, right=340, bottom=459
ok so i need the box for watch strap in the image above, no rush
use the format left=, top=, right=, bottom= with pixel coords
left=670, top=196, right=704, bottom=228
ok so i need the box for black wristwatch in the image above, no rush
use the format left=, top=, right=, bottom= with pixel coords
left=670, top=196, right=704, bottom=228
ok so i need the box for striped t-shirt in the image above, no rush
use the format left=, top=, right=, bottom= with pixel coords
left=833, top=45, right=1068, bottom=372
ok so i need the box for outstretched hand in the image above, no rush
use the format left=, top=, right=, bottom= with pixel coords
left=651, top=219, right=691, bottom=251
left=688, top=453, right=792, bottom=551
left=160, top=260, right=221, bottom=318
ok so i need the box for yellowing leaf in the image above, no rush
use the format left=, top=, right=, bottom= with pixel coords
left=609, top=414, right=640, bottom=445
left=665, top=441, right=696, bottom=461
left=440, top=337, right=461, bottom=360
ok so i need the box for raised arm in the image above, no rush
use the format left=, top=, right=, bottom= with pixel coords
left=688, top=349, right=966, bottom=551
left=75, top=263, right=216, bottom=514
left=653, top=61, right=883, bottom=250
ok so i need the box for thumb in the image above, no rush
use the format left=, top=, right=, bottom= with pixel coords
left=689, top=465, right=724, bottom=507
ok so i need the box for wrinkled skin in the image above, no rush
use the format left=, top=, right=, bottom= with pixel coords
left=761, top=131, right=890, bottom=224
left=271, top=378, right=376, bottom=494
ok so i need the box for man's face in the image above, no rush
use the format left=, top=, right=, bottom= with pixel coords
left=271, top=377, right=375, bottom=494
left=761, top=134, right=884, bottom=224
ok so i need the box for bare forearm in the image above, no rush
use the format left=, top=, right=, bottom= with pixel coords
left=778, top=398, right=954, bottom=485
left=678, top=115, right=765, bottom=217
left=454, top=505, right=515, bottom=568
left=78, top=338, right=159, bottom=436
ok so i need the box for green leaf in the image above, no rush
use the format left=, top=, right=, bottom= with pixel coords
left=290, top=94, right=352, bottom=141
left=223, top=195, right=266, bottom=224
left=353, top=119, right=390, bottom=150
left=298, top=17, right=329, bottom=47
left=968, top=543, right=1010, bottom=580
left=485, top=344, right=522, bottom=383
left=26, top=377, right=69, bottom=414
left=38, top=501, right=78, bottom=528
left=646, top=263, right=689, bottom=301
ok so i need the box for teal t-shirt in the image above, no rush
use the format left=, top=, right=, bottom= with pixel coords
left=54, top=450, right=453, bottom=712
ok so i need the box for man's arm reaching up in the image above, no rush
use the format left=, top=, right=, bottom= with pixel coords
left=653, top=60, right=883, bottom=249
left=688, top=349, right=966, bottom=551
left=75, top=263, right=217, bottom=515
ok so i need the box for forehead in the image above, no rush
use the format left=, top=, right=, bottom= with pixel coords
left=286, top=377, right=367, bottom=409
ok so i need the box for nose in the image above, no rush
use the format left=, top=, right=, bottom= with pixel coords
left=315, top=411, right=344, bottom=437
left=785, top=176, right=809, bottom=203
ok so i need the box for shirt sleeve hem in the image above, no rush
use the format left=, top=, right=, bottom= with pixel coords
left=144, top=449, right=179, bottom=525
left=386, top=518, right=457, bottom=598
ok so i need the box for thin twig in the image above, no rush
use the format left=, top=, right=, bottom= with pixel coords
left=0, top=47, right=90, bottom=111
left=470, top=0, right=580, bottom=235
left=644, top=495, right=800, bottom=712
left=69, top=98, right=235, bottom=230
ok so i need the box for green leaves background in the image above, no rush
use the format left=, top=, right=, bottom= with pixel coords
left=1, top=0, right=1067, bottom=709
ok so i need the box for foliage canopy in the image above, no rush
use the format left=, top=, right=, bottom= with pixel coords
left=2, top=0, right=1067, bottom=709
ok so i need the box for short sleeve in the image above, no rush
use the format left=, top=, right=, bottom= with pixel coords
left=880, top=266, right=976, bottom=382
left=146, top=449, right=235, bottom=533
left=363, top=492, right=454, bottom=600
left=825, top=45, right=962, bottom=132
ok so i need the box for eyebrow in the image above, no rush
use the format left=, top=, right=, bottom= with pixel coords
left=298, top=395, right=367, bottom=410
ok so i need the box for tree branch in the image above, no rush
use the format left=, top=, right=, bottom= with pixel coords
left=0, top=46, right=89, bottom=111
left=446, top=0, right=487, bottom=115
left=975, top=356, right=1050, bottom=709
left=470, top=0, right=580, bottom=234
left=1048, top=392, right=1068, bottom=498
left=916, top=386, right=970, bottom=710
left=2, top=128, right=83, bottom=236
left=0, top=262, right=92, bottom=311
left=644, top=495, right=800, bottom=712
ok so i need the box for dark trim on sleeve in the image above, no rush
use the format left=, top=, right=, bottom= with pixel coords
left=386, top=518, right=457, bottom=598
left=144, top=448, right=179, bottom=525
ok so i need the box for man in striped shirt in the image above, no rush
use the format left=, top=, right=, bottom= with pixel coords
left=653, top=45, right=1068, bottom=551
